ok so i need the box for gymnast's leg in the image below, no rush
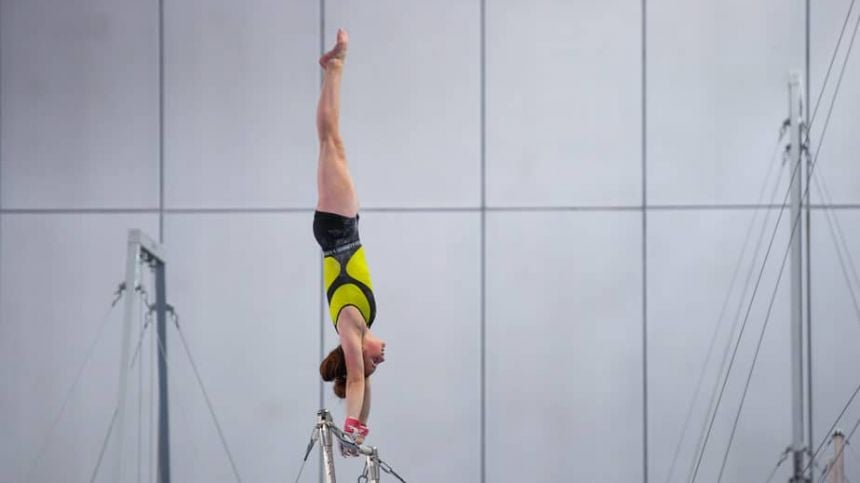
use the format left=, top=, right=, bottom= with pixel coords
left=316, top=28, right=359, bottom=218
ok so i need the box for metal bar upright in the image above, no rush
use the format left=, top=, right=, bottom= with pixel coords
left=788, top=72, right=810, bottom=483
left=113, top=232, right=144, bottom=482
left=154, top=260, right=170, bottom=483
left=366, top=449, right=380, bottom=483
left=319, top=410, right=337, bottom=483
left=829, top=431, right=846, bottom=483
left=114, top=230, right=169, bottom=483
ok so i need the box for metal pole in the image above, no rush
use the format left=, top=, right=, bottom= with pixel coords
left=805, top=0, right=815, bottom=457
left=366, top=449, right=381, bottom=483
left=319, top=410, right=337, bottom=483
left=114, top=232, right=143, bottom=482
left=154, top=261, right=171, bottom=483
left=829, top=431, right=845, bottom=483
left=788, top=72, right=810, bottom=483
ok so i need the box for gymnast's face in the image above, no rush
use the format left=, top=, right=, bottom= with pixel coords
left=362, top=334, right=386, bottom=377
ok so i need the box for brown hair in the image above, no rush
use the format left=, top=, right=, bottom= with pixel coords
left=320, top=345, right=347, bottom=398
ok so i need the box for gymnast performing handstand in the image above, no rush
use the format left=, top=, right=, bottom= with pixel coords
left=314, top=28, right=387, bottom=455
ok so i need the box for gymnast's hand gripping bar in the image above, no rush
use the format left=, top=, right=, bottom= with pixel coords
left=322, top=411, right=376, bottom=457
left=296, top=409, right=405, bottom=483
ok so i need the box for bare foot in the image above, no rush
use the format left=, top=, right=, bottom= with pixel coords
left=319, top=28, right=348, bottom=68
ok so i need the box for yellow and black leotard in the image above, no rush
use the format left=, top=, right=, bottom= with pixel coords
left=313, top=211, right=376, bottom=329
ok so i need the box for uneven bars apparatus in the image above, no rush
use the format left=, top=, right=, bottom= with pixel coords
left=300, top=409, right=405, bottom=483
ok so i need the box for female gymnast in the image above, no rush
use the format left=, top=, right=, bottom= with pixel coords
left=314, top=28, right=387, bottom=453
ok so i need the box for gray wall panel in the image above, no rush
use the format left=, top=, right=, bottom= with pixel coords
left=0, top=0, right=159, bottom=209
left=163, top=213, right=320, bottom=483
left=647, top=209, right=793, bottom=483
left=0, top=214, right=159, bottom=483
left=322, top=212, right=482, bottom=483
left=808, top=2, right=860, bottom=206
left=163, top=0, right=319, bottom=209
left=485, top=211, right=643, bottom=482
left=486, top=0, right=642, bottom=207
left=647, top=0, right=805, bottom=206
left=323, top=0, right=482, bottom=208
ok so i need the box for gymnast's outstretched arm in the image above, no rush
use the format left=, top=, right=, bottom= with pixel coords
left=359, top=377, right=371, bottom=424
left=339, top=320, right=367, bottom=430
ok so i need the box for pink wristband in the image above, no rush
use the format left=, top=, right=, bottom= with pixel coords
left=343, top=417, right=369, bottom=438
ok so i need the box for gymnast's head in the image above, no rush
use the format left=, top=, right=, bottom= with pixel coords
left=319, top=333, right=387, bottom=398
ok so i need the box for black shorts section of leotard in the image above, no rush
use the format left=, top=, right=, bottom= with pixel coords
left=313, top=210, right=376, bottom=327
left=313, top=210, right=360, bottom=254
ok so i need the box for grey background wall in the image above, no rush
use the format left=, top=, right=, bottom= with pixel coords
left=1, top=1, right=859, bottom=482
